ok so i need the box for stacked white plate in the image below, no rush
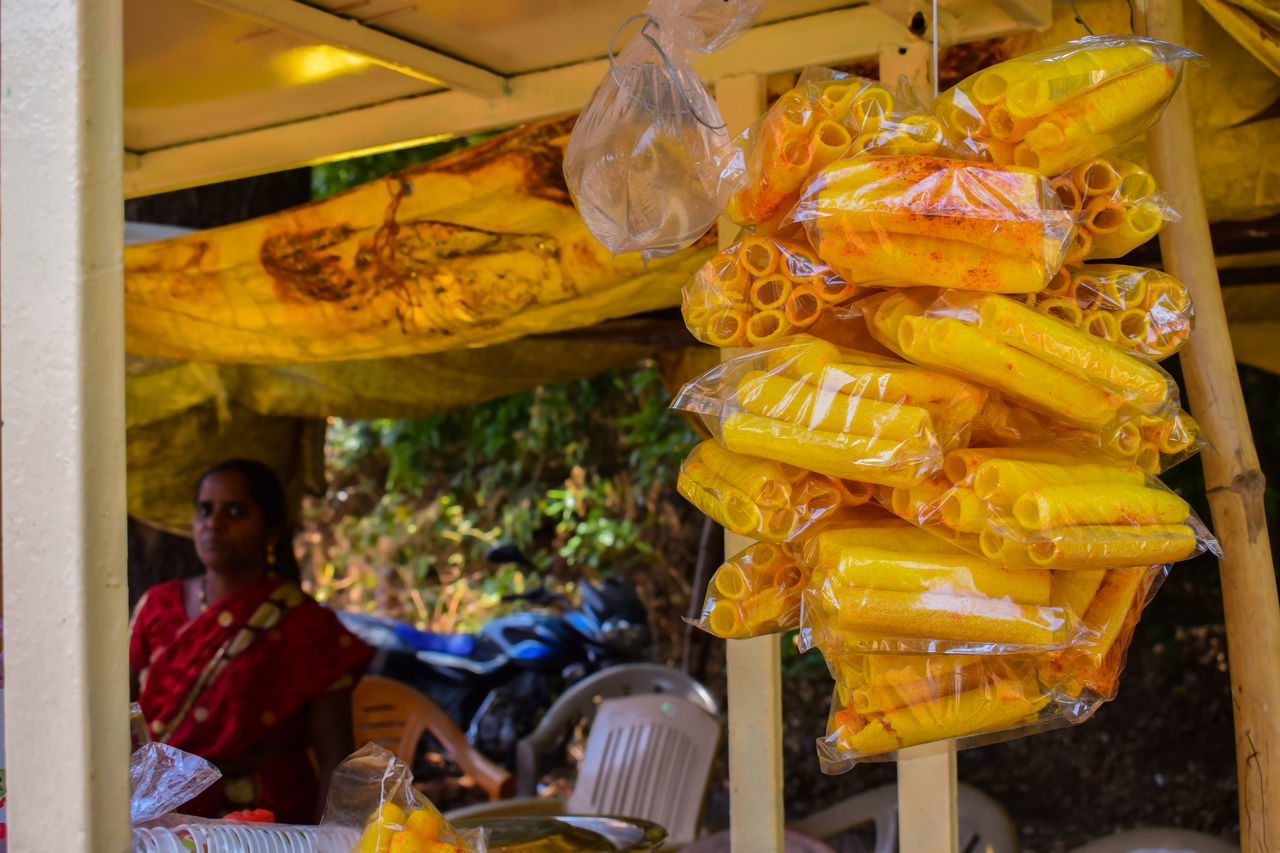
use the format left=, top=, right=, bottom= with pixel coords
left=132, top=822, right=359, bottom=852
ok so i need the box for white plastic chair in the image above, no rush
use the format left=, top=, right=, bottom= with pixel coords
left=786, top=782, right=1019, bottom=853
left=1069, top=827, right=1237, bottom=853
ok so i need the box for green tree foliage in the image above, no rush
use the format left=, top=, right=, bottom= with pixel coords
left=307, top=363, right=703, bottom=651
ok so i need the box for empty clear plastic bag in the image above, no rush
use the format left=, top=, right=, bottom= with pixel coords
left=564, top=0, right=762, bottom=259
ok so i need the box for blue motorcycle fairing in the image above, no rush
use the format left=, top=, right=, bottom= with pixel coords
left=391, top=622, right=478, bottom=657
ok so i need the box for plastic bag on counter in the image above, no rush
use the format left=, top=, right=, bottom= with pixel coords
left=693, top=540, right=811, bottom=638
left=1048, top=157, right=1178, bottom=262
left=1020, top=264, right=1192, bottom=361
left=677, top=438, right=879, bottom=543
left=719, top=69, right=969, bottom=227
left=797, top=511, right=1087, bottom=654
left=881, top=446, right=1218, bottom=571
left=861, top=288, right=1181, bottom=435
left=671, top=336, right=988, bottom=488
left=933, top=35, right=1200, bottom=176
left=681, top=234, right=883, bottom=349
left=817, top=563, right=1166, bottom=768
left=793, top=156, right=1076, bottom=293
left=322, top=743, right=485, bottom=853
left=564, top=0, right=762, bottom=259
left=130, top=741, right=221, bottom=825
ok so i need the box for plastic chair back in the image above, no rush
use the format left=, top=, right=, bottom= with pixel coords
left=516, top=663, right=718, bottom=795
left=786, top=782, right=1017, bottom=853
left=351, top=675, right=513, bottom=800
left=566, top=694, right=721, bottom=849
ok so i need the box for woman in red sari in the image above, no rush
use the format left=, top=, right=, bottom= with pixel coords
left=130, top=459, right=373, bottom=823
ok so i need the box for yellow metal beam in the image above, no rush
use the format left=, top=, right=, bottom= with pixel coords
left=190, top=0, right=509, bottom=97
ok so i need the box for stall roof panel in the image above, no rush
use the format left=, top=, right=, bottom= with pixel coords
left=123, top=0, right=1052, bottom=196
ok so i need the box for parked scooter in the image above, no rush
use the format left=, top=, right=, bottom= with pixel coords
left=335, top=544, right=651, bottom=766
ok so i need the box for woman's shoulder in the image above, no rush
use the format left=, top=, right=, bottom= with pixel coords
left=137, top=578, right=188, bottom=612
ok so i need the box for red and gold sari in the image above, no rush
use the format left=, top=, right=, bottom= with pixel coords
left=130, top=577, right=373, bottom=823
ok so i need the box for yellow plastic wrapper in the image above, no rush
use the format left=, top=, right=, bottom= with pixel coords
left=681, top=234, right=881, bottom=349
left=720, top=69, right=969, bottom=227
left=694, top=541, right=811, bottom=638
left=797, top=511, right=1081, bottom=654
left=1022, top=264, right=1193, bottom=361
left=933, top=35, right=1200, bottom=176
left=1049, top=157, right=1179, bottom=263
left=794, top=155, right=1075, bottom=293
left=322, top=743, right=485, bottom=852
left=677, top=439, right=878, bottom=543
left=671, top=336, right=987, bottom=488
left=882, top=447, right=1218, bottom=571
left=861, top=288, right=1181, bottom=434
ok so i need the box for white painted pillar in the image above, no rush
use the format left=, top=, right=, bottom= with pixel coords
left=715, top=73, right=786, bottom=853
left=1, top=0, right=131, bottom=851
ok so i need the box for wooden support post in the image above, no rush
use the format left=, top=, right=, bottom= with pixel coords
left=879, top=42, right=960, bottom=853
left=1139, top=2, right=1280, bottom=849
left=1, top=0, right=131, bottom=850
left=715, top=72, right=786, bottom=853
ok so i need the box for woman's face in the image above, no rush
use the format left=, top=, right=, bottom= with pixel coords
left=193, top=471, right=276, bottom=575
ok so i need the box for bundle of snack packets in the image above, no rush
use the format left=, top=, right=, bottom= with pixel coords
left=663, top=36, right=1218, bottom=766
left=323, top=744, right=485, bottom=852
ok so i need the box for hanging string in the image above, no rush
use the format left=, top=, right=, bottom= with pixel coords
left=931, top=0, right=940, bottom=99
left=1068, top=0, right=1096, bottom=34
left=608, top=13, right=727, bottom=130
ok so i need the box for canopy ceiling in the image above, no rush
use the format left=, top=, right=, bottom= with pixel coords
left=123, top=0, right=1053, bottom=196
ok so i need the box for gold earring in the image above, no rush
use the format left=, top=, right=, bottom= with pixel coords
left=266, top=547, right=277, bottom=566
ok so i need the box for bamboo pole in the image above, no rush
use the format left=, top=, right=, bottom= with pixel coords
left=1139, top=2, right=1280, bottom=848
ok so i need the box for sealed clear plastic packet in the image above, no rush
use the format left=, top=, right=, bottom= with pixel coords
left=564, top=0, right=762, bottom=259
left=322, top=743, right=486, bottom=852
left=882, top=446, right=1220, bottom=572
left=671, top=336, right=988, bottom=489
left=793, top=155, right=1076, bottom=293
left=1047, top=157, right=1179, bottom=263
left=932, top=35, right=1201, bottom=176
left=817, top=562, right=1168, bottom=769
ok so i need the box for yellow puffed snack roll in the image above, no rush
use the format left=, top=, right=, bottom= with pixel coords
left=1051, top=569, right=1108, bottom=615
left=1024, top=524, right=1197, bottom=569
left=1015, top=64, right=1180, bottom=176
left=677, top=465, right=765, bottom=537
left=808, top=586, right=1071, bottom=648
left=829, top=549, right=1051, bottom=605
left=969, top=457, right=1148, bottom=502
left=1077, top=566, right=1149, bottom=664
left=968, top=293, right=1174, bottom=415
left=896, top=313, right=1123, bottom=431
left=683, top=236, right=864, bottom=348
left=736, top=370, right=933, bottom=442
left=809, top=157, right=1054, bottom=260
left=686, top=439, right=794, bottom=507
left=721, top=411, right=933, bottom=488
left=826, top=668, right=1050, bottom=759
left=1012, top=482, right=1190, bottom=530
